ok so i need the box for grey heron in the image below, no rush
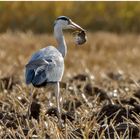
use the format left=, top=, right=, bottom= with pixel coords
left=25, top=16, right=85, bottom=127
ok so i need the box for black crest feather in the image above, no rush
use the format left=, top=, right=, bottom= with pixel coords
left=57, top=16, right=70, bottom=21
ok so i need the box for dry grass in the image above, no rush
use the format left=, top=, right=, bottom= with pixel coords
left=0, top=31, right=140, bottom=138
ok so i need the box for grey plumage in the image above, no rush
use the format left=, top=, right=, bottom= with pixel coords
left=25, top=46, right=64, bottom=86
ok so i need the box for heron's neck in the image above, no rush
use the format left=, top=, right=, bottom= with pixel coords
left=54, top=25, right=67, bottom=57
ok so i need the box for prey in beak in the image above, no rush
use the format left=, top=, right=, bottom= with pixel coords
left=69, top=21, right=87, bottom=45
left=65, top=19, right=87, bottom=45
left=74, top=30, right=87, bottom=45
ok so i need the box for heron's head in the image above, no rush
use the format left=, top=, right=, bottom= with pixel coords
left=54, top=16, right=85, bottom=31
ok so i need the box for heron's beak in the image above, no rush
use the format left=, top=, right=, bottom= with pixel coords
left=69, top=21, right=85, bottom=31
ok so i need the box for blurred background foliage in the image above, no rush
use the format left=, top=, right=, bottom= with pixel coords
left=0, top=1, right=140, bottom=33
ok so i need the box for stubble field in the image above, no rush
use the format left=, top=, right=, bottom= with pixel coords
left=0, top=31, right=140, bottom=138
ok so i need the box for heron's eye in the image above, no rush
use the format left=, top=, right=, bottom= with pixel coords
left=67, top=19, right=71, bottom=25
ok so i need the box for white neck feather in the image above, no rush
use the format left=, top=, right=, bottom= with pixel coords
left=54, top=25, right=67, bottom=58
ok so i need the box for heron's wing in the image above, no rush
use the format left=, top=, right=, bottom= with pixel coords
left=25, top=59, right=49, bottom=70
left=25, top=58, right=56, bottom=85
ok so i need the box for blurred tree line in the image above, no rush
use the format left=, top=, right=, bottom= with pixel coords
left=0, top=1, right=140, bottom=33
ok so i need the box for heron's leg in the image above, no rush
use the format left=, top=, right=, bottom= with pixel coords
left=27, top=87, right=34, bottom=120
left=54, top=82, right=63, bottom=128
